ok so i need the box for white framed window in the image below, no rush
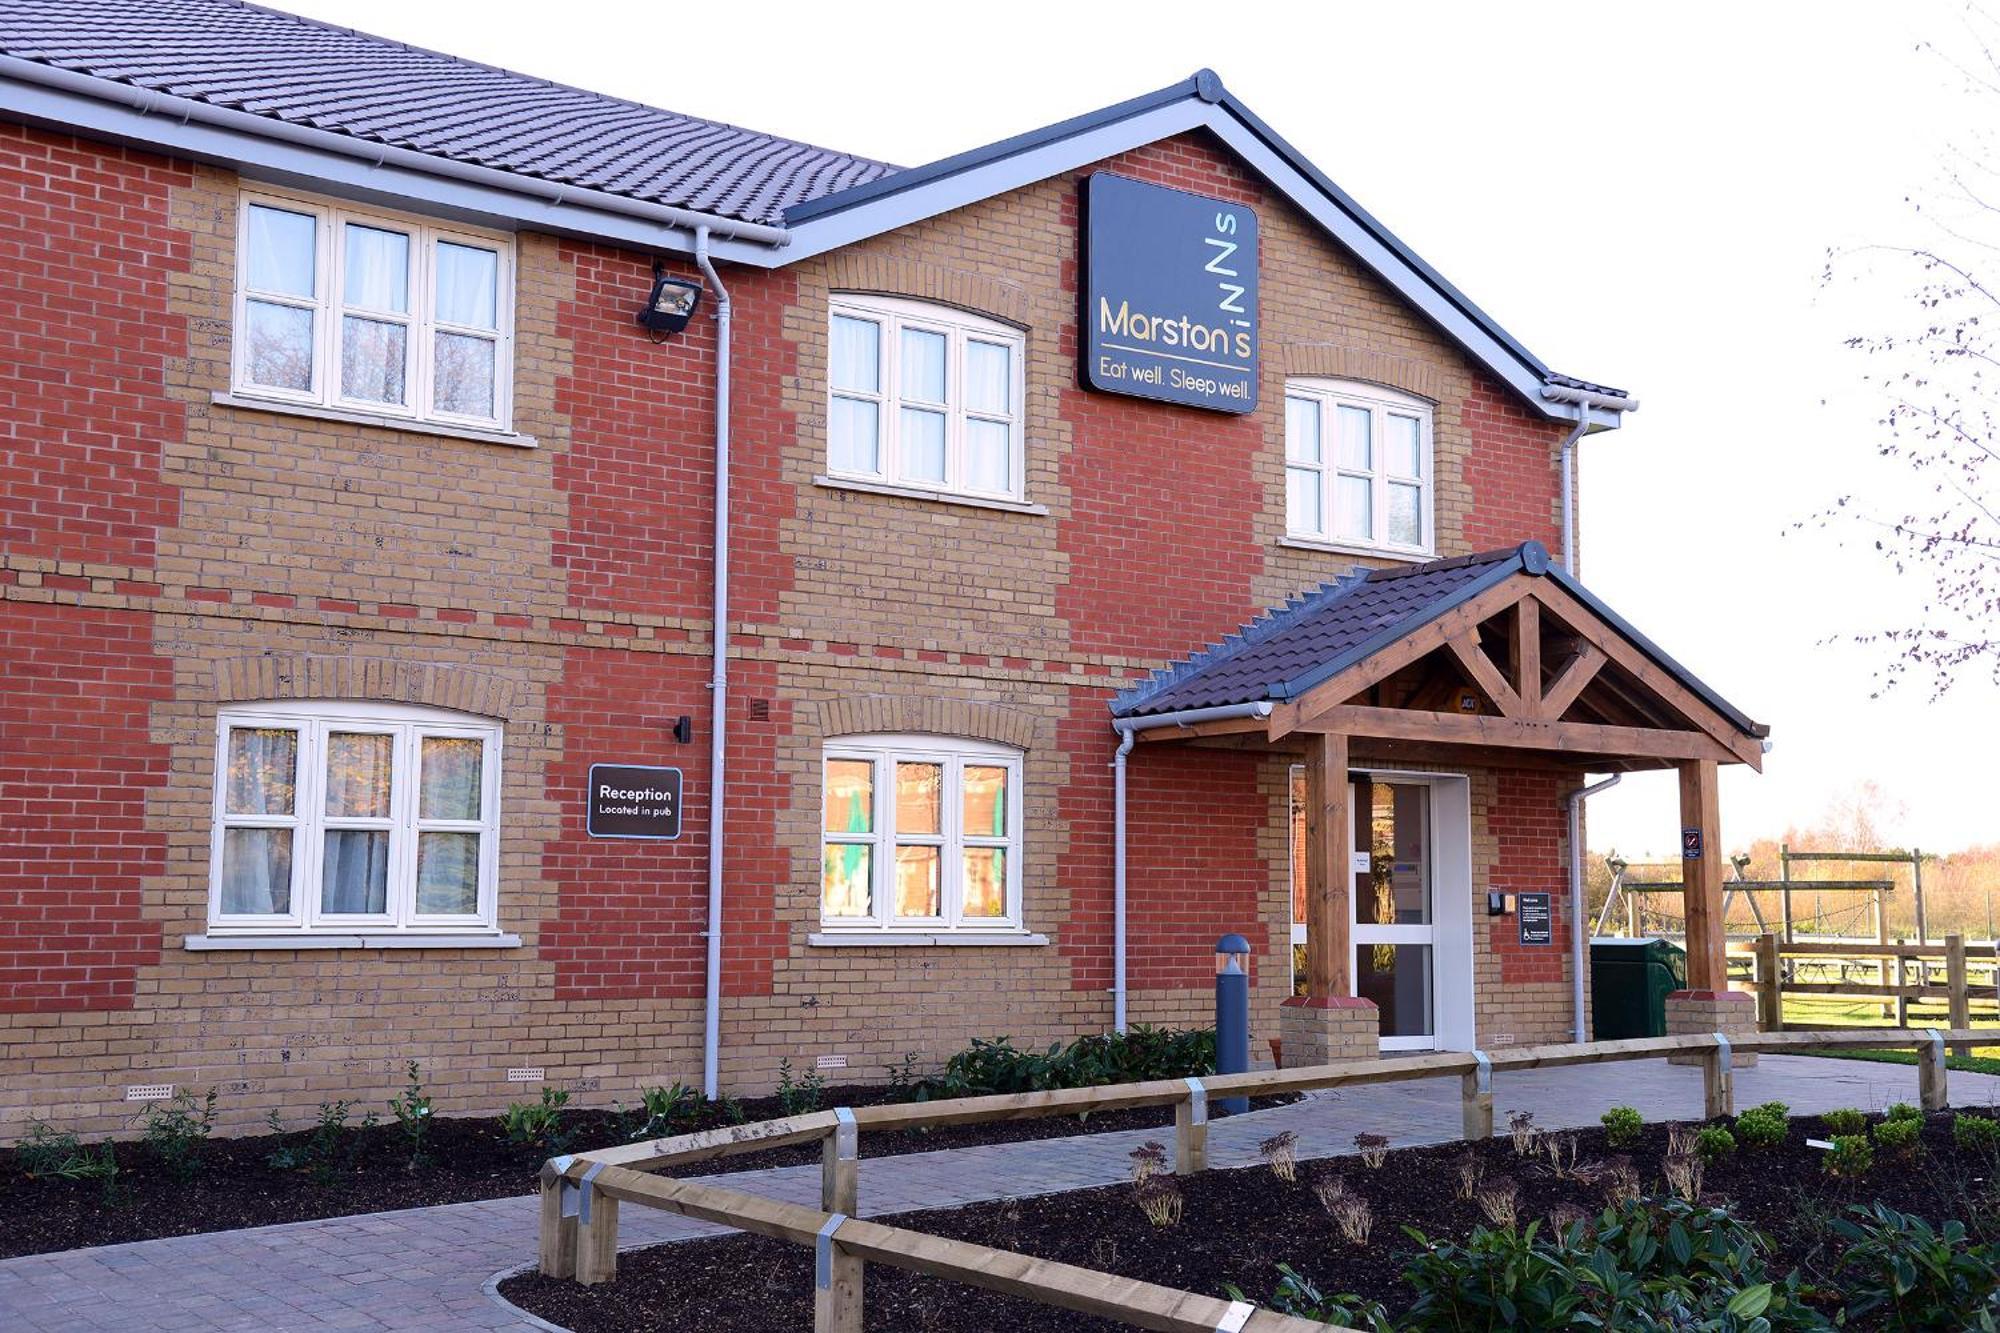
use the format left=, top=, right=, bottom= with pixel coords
left=207, top=702, right=503, bottom=936
left=233, top=189, right=514, bottom=431
left=827, top=295, right=1027, bottom=501
left=1284, top=379, right=1433, bottom=555
left=820, top=734, right=1023, bottom=932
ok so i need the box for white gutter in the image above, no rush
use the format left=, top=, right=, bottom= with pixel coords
left=693, top=228, right=733, bottom=1100
left=0, top=55, right=791, bottom=249
left=1109, top=702, right=1275, bottom=1032
left=1565, top=772, right=1622, bottom=1042
left=1541, top=384, right=1639, bottom=577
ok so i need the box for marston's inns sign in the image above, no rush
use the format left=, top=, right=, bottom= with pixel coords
left=1081, top=172, right=1260, bottom=413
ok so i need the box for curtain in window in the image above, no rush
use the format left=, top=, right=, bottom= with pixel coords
left=322, top=831, right=390, bottom=914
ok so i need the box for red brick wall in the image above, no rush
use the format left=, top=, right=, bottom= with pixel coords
left=1485, top=767, right=1569, bottom=986
left=0, top=124, right=188, bottom=568
left=0, top=602, right=170, bottom=1011
left=1462, top=376, right=1566, bottom=554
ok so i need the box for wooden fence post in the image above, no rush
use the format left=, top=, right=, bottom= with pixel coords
left=537, top=1166, right=577, bottom=1279
left=1947, top=934, right=1971, bottom=1053
left=1754, top=933, right=1781, bottom=1032
left=1919, top=1030, right=1948, bottom=1113
left=1173, top=1078, right=1208, bottom=1175
left=822, top=1109, right=858, bottom=1215
left=813, top=1217, right=863, bottom=1333
left=1703, top=1033, right=1735, bottom=1120
left=574, top=1164, right=620, bottom=1286
left=1461, top=1051, right=1493, bottom=1141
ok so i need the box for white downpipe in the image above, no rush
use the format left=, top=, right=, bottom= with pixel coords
left=1541, top=385, right=1639, bottom=577
left=1109, top=702, right=1275, bottom=1033
left=695, top=228, right=732, bottom=1100
left=1566, top=773, right=1622, bottom=1042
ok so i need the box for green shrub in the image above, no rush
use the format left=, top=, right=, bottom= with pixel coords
left=1695, top=1125, right=1737, bottom=1163
left=139, top=1088, right=218, bottom=1182
left=1735, top=1103, right=1788, bottom=1150
left=15, top=1122, right=119, bottom=1184
left=1823, top=1107, right=1868, bottom=1137
left=265, top=1099, right=378, bottom=1186
left=1225, top=1264, right=1391, bottom=1331
left=626, top=1082, right=699, bottom=1141
left=386, top=1061, right=433, bottom=1168
left=917, top=1026, right=1215, bottom=1100
left=500, top=1086, right=572, bottom=1156
left=1873, top=1114, right=1922, bottom=1160
left=776, top=1058, right=824, bottom=1116
left=1825, top=1134, right=1874, bottom=1179
left=1834, top=1201, right=2000, bottom=1330
left=1600, top=1105, right=1643, bottom=1149
left=1955, top=1113, right=2000, bottom=1153
left=1885, top=1101, right=1923, bottom=1124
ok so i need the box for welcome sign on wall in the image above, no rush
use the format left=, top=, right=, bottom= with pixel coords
left=1080, top=172, right=1260, bottom=413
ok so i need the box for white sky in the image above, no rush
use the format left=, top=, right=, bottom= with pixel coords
left=279, top=0, right=2000, bottom=858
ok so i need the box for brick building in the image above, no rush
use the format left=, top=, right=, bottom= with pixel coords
left=0, top=1, right=1768, bottom=1137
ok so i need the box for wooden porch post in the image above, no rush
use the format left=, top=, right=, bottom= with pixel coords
left=1302, top=731, right=1351, bottom=999
left=1678, top=759, right=1726, bottom=992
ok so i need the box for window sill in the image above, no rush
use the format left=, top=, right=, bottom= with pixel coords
left=211, top=393, right=537, bottom=449
left=184, top=932, right=523, bottom=952
left=1278, top=536, right=1432, bottom=564
left=807, top=931, right=1049, bottom=948
left=813, top=475, right=1048, bottom=516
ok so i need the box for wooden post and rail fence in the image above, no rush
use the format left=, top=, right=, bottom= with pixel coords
left=1740, top=932, right=1994, bottom=1050
left=536, top=1026, right=1997, bottom=1332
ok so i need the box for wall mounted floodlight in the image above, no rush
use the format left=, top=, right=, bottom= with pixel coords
left=638, top=263, right=703, bottom=339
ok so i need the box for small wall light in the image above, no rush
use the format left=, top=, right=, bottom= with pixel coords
left=637, top=263, right=703, bottom=340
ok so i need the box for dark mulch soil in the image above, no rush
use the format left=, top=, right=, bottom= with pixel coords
left=0, top=1086, right=1290, bottom=1259
left=503, top=1110, right=2000, bottom=1332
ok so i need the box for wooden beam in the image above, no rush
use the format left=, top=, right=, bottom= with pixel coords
left=1445, top=632, right=1524, bottom=716
left=1679, top=758, right=1727, bottom=991
left=1515, top=596, right=1542, bottom=713
left=1302, top=732, right=1352, bottom=999
left=1130, top=715, right=1269, bottom=743
left=1300, top=704, right=1741, bottom=765
left=1539, top=643, right=1606, bottom=720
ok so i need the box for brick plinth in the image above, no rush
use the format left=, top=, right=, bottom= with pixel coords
left=1279, top=995, right=1380, bottom=1068
left=1664, top=989, right=1759, bottom=1068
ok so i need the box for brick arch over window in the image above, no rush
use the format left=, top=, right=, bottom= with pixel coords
left=212, top=655, right=515, bottom=719
left=1282, top=344, right=1446, bottom=404
left=821, top=254, right=1032, bottom=328
left=813, top=695, right=1040, bottom=751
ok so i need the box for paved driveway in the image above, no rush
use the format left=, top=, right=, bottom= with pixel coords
left=3, top=1055, right=1993, bottom=1331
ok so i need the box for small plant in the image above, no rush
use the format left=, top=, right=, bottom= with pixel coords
left=1823, top=1106, right=1868, bottom=1137
left=1872, top=1113, right=1922, bottom=1160
left=1226, top=1265, right=1391, bottom=1329
left=1600, top=1104, right=1642, bottom=1149
left=1734, top=1102, right=1787, bottom=1150
left=1546, top=1201, right=1589, bottom=1237
left=718, top=1094, right=748, bottom=1125
left=1352, top=1131, right=1388, bottom=1168
left=776, top=1058, right=824, bottom=1116
left=1330, top=1193, right=1373, bottom=1246
left=1540, top=1131, right=1595, bottom=1182
left=1312, top=1172, right=1352, bottom=1215
left=1475, top=1176, right=1518, bottom=1228
left=627, top=1082, right=699, bottom=1141
left=16, top=1122, right=119, bottom=1184
left=1955, top=1112, right=2000, bottom=1152
left=1127, top=1140, right=1167, bottom=1184
left=1824, top=1133, right=1874, bottom=1179
left=1602, top=1155, right=1641, bottom=1205
left=886, top=1053, right=922, bottom=1100
left=1258, top=1129, right=1299, bottom=1182
left=1453, top=1148, right=1483, bottom=1201
left=1884, top=1100, right=1922, bottom=1124
left=386, top=1061, right=433, bottom=1168
left=1694, top=1125, right=1736, bottom=1163
left=139, top=1087, right=218, bottom=1182
left=1665, top=1121, right=1699, bottom=1157
left=1661, top=1150, right=1704, bottom=1203
left=1507, top=1109, right=1539, bottom=1155
left=1835, top=1201, right=2000, bottom=1329
left=1133, top=1173, right=1183, bottom=1228
left=500, top=1086, right=573, bottom=1156
left=266, top=1099, right=378, bottom=1185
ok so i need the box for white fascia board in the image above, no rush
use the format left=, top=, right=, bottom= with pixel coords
left=0, top=76, right=780, bottom=267
left=773, top=101, right=1211, bottom=265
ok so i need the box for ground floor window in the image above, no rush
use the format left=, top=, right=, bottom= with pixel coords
left=208, top=702, right=502, bottom=935
left=821, top=734, right=1022, bottom=932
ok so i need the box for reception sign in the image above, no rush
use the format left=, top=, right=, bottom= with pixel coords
left=1081, top=172, right=1259, bottom=413
left=587, top=764, right=682, bottom=840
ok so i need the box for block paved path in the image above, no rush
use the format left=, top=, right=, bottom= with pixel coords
left=4, top=1055, right=1995, bottom=1331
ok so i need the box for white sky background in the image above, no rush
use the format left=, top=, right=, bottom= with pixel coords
left=280, top=0, right=2000, bottom=858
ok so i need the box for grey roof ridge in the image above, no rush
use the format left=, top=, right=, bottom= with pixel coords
left=83, top=0, right=901, bottom=177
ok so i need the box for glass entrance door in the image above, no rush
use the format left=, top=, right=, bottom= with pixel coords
left=1352, top=779, right=1436, bottom=1050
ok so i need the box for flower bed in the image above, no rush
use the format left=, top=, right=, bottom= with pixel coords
left=501, top=1106, right=2000, bottom=1331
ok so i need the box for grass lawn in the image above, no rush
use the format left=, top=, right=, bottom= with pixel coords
left=1783, top=992, right=2000, bottom=1063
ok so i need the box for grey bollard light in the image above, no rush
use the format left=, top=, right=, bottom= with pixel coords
left=1214, top=933, right=1251, bottom=1114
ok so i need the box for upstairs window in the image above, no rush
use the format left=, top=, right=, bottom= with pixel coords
left=821, top=735, right=1023, bottom=932
left=209, top=702, right=503, bottom=935
left=1285, top=380, right=1433, bottom=555
left=827, top=295, right=1026, bottom=501
left=234, top=191, right=514, bottom=431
